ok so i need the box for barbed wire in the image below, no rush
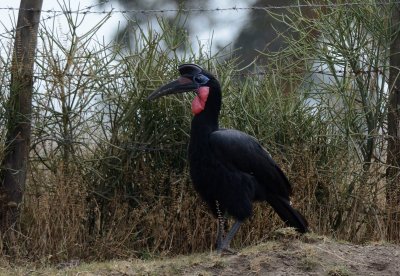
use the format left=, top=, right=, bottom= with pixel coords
left=0, top=1, right=396, bottom=40
left=0, top=0, right=110, bottom=14
left=0, top=0, right=109, bottom=39
left=0, top=1, right=399, bottom=15
left=0, top=11, right=62, bottom=39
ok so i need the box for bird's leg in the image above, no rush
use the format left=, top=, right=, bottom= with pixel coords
left=218, top=220, right=242, bottom=254
left=216, top=216, right=225, bottom=250
left=215, top=200, right=225, bottom=250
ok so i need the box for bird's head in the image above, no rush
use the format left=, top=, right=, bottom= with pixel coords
left=147, top=64, right=218, bottom=115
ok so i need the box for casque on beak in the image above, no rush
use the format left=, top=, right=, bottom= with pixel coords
left=147, top=76, right=198, bottom=101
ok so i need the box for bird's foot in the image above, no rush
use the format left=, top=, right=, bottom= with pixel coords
left=217, top=247, right=237, bottom=256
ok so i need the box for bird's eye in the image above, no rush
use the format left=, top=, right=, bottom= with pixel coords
left=193, top=74, right=209, bottom=85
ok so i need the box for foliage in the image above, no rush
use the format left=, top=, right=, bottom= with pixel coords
left=264, top=0, right=391, bottom=239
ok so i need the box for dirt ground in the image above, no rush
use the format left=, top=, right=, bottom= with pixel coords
left=182, top=238, right=400, bottom=276
left=2, top=231, right=400, bottom=275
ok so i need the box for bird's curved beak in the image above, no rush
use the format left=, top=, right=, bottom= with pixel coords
left=147, top=76, right=198, bottom=101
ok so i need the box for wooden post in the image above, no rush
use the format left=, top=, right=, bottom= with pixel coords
left=0, top=0, right=43, bottom=247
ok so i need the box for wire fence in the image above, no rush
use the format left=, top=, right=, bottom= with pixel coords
left=1, top=1, right=399, bottom=14
left=0, top=1, right=109, bottom=38
left=0, top=0, right=398, bottom=38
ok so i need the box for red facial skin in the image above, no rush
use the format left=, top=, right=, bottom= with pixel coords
left=191, top=86, right=209, bottom=115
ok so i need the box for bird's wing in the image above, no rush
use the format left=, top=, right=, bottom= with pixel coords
left=209, top=129, right=292, bottom=197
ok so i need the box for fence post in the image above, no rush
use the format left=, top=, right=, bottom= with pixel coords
left=0, top=0, right=43, bottom=251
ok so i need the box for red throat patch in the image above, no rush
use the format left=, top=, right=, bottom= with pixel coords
left=191, top=87, right=209, bottom=115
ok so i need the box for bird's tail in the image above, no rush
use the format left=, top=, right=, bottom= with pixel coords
left=266, top=195, right=308, bottom=233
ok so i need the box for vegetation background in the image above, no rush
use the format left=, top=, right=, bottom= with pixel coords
left=0, top=0, right=399, bottom=264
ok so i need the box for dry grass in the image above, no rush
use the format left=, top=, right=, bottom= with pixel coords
left=1, top=232, right=399, bottom=276
left=2, top=150, right=387, bottom=264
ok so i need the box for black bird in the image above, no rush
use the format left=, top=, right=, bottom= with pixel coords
left=148, top=64, right=308, bottom=253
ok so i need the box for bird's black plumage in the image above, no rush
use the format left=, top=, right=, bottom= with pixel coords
left=148, top=64, right=308, bottom=252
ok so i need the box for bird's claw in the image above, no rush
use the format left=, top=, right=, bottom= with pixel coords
left=217, top=247, right=237, bottom=255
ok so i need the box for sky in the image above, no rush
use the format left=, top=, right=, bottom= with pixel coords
left=0, top=0, right=256, bottom=51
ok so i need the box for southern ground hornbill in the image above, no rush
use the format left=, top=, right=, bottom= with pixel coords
left=148, top=64, right=308, bottom=253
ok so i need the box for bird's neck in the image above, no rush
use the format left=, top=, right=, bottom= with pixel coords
left=189, top=110, right=219, bottom=161
left=190, top=85, right=221, bottom=137
left=191, top=112, right=219, bottom=138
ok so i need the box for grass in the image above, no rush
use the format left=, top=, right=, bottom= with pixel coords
left=1, top=232, right=398, bottom=275
left=327, top=266, right=352, bottom=276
